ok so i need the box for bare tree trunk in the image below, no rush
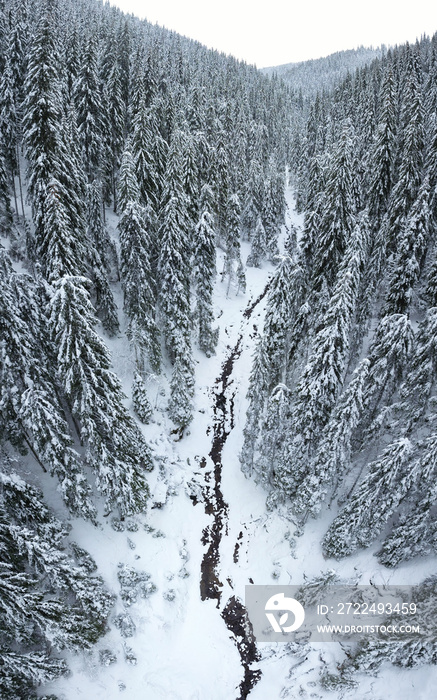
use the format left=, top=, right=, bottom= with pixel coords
left=16, top=143, right=25, bottom=218
left=12, top=173, right=18, bottom=217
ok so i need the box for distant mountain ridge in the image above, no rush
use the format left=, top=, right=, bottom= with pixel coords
left=262, top=46, right=385, bottom=98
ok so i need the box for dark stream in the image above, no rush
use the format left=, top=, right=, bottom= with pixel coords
left=197, top=284, right=271, bottom=699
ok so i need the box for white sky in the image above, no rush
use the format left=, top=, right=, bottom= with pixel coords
left=109, top=1, right=437, bottom=68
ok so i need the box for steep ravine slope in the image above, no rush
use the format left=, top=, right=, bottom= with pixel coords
left=43, top=198, right=436, bottom=700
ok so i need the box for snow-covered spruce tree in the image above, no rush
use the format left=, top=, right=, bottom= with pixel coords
left=158, top=130, right=192, bottom=355
left=214, top=129, right=231, bottom=241
left=0, top=252, right=95, bottom=520
left=23, top=8, right=88, bottom=278
left=299, top=186, right=321, bottom=282
left=156, top=129, right=195, bottom=427
left=284, top=221, right=298, bottom=258
left=48, top=276, right=152, bottom=516
left=378, top=492, right=437, bottom=568
left=119, top=201, right=160, bottom=373
left=182, top=130, right=200, bottom=235
left=241, top=174, right=260, bottom=242
left=0, top=133, right=13, bottom=232
left=74, top=31, right=103, bottom=178
left=274, top=214, right=369, bottom=502
left=236, top=259, right=247, bottom=295
left=0, top=54, right=19, bottom=219
left=261, top=255, right=305, bottom=390
left=246, top=214, right=267, bottom=268
left=0, top=467, right=114, bottom=699
left=322, top=438, right=415, bottom=558
left=240, top=157, right=261, bottom=239
left=426, top=239, right=437, bottom=308
left=86, top=181, right=119, bottom=335
left=310, top=120, right=357, bottom=292
left=384, top=176, right=430, bottom=316
left=101, top=56, right=125, bottom=210
left=158, top=196, right=195, bottom=422
left=358, top=313, right=414, bottom=440
left=240, top=340, right=271, bottom=475
left=131, top=92, right=167, bottom=213
left=426, top=111, right=437, bottom=223
left=117, top=145, right=141, bottom=215
left=168, top=352, right=195, bottom=428
left=376, top=428, right=437, bottom=566
left=194, top=184, right=218, bottom=356
left=222, top=192, right=243, bottom=295
left=261, top=158, right=284, bottom=260
left=60, top=102, right=89, bottom=241
left=1, top=469, right=114, bottom=624
left=367, top=65, right=397, bottom=228
left=254, top=383, right=290, bottom=486
left=38, top=177, right=83, bottom=283
left=383, top=49, right=424, bottom=251
left=293, top=358, right=370, bottom=518
left=346, top=576, right=437, bottom=672
left=132, top=371, right=153, bottom=423
left=21, top=0, right=65, bottom=258
left=1, top=0, right=29, bottom=217
left=393, top=306, right=437, bottom=431
left=243, top=253, right=306, bottom=483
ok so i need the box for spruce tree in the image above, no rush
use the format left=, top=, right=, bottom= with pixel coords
left=0, top=134, right=12, bottom=231
left=158, top=131, right=192, bottom=360
left=194, top=184, right=218, bottom=356
left=260, top=255, right=305, bottom=390
left=119, top=201, right=160, bottom=373
left=168, top=353, right=195, bottom=429
left=74, top=32, right=103, bottom=178
left=254, top=383, right=290, bottom=486
left=293, top=358, right=370, bottom=517
left=384, top=51, right=424, bottom=251
left=322, top=438, right=415, bottom=558
left=378, top=436, right=437, bottom=566
left=240, top=340, right=271, bottom=475
left=347, top=576, right=437, bottom=671
left=48, top=276, right=153, bottom=516
left=23, top=11, right=88, bottom=279
left=222, top=193, right=243, bottom=295
left=368, top=66, right=396, bottom=227
left=131, top=93, right=166, bottom=212
left=0, top=54, right=19, bottom=217
left=132, top=371, right=153, bottom=423
left=311, top=120, right=357, bottom=291
left=38, top=177, right=83, bottom=282
left=117, top=145, right=141, bottom=214
left=0, top=468, right=113, bottom=698
left=0, top=252, right=95, bottom=520
left=358, top=313, right=414, bottom=438
left=86, top=181, right=119, bottom=335
left=246, top=214, right=267, bottom=267
left=22, top=0, right=64, bottom=261
left=384, top=176, right=430, bottom=316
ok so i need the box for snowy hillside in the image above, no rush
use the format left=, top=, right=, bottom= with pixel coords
left=39, top=197, right=435, bottom=700
left=262, top=46, right=384, bottom=100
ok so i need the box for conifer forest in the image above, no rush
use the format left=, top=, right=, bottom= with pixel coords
left=0, top=0, right=437, bottom=697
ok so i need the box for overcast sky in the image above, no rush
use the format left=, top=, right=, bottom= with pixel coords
left=109, top=1, right=437, bottom=68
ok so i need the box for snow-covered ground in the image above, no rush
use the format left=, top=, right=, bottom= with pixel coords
left=42, top=195, right=437, bottom=700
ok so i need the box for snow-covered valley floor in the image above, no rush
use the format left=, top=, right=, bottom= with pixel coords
left=42, top=202, right=437, bottom=700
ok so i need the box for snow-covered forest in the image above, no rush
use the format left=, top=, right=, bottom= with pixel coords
left=262, top=45, right=384, bottom=99
left=0, top=0, right=437, bottom=697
